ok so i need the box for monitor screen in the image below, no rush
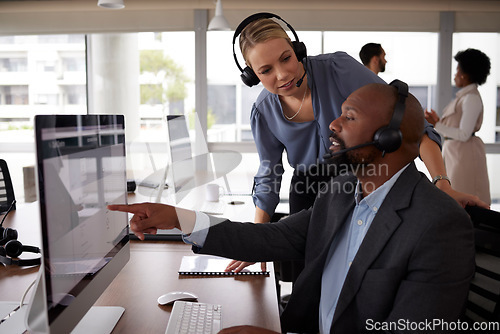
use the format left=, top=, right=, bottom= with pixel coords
left=27, top=114, right=130, bottom=333
left=166, top=115, right=195, bottom=195
left=167, top=115, right=192, bottom=164
left=127, top=115, right=192, bottom=199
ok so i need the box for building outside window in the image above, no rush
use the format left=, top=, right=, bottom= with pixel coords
left=0, top=56, right=27, bottom=72
left=0, top=85, right=28, bottom=105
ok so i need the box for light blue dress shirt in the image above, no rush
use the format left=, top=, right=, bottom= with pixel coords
left=182, top=211, right=211, bottom=247
left=319, top=164, right=409, bottom=334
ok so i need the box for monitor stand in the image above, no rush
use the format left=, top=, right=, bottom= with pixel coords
left=71, top=306, right=124, bottom=334
left=0, top=301, right=20, bottom=320
left=1, top=303, right=123, bottom=334
left=26, top=270, right=125, bottom=334
left=0, top=302, right=29, bottom=334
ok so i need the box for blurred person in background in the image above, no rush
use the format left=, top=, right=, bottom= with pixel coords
left=425, top=48, right=491, bottom=205
left=359, top=43, right=387, bottom=75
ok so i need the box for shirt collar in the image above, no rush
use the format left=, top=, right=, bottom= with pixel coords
left=354, top=163, right=410, bottom=210
left=456, top=83, right=478, bottom=98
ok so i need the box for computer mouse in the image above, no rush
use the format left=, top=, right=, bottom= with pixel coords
left=157, top=291, right=198, bottom=305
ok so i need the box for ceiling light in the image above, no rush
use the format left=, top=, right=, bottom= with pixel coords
left=97, top=0, right=125, bottom=10
left=208, top=0, right=230, bottom=31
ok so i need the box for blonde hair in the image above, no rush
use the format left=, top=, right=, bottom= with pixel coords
left=239, top=18, right=293, bottom=68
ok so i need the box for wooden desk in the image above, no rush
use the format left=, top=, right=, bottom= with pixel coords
left=0, top=202, right=281, bottom=333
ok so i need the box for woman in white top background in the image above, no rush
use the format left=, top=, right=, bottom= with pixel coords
left=425, top=48, right=491, bottom=205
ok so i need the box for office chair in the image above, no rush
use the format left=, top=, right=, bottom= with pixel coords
left=464, top=205, right=500, bottom=323
left=0, top=159, right=16, bottom=214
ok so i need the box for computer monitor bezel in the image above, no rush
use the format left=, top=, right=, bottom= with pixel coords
left=26, top=114, right=130, bottom=334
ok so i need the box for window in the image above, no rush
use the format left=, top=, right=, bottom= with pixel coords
left=208, top=85, right=236, bottom=125
left=62, top=56, right=85, bottom=72
left=136, top=31, right=195, bottom=140
left=35, top=94, right=58, bottom=105
left=0, top=34, right=86, bottom=137
left=36, top=60, right=56, bottom=72
left=324, top=31, right=439, bottom=108
left=0, top=57, right=27, bottom=72
left=205, top=30, right=440, bottom=143
left=0, top=36, right=15, bottom=44
left=0, top=85, right=28, bottom=105
left=1, top=28, right=498, bottom=204
left=409, top=85, right=435, bottom=111
left=63, top=85, right=86, bottom=105
left=38, top=35, right=84, bottom=44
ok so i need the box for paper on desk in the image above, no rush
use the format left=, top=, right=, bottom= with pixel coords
left=178, top=255, right=269, bottom=276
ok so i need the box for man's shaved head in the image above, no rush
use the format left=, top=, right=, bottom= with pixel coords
left=358, top=83, right=424, bottom=160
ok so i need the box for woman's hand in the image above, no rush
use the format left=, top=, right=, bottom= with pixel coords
left=435, top=182, right=490, bottom=209
left=225, top=260, right=267, bottom=273
left=424, top=109, right=440, bottom=126
left=223, top=206, right=270, bottom=273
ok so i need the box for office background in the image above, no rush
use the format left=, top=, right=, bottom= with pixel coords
left=0, top=0, right=499, bottom=206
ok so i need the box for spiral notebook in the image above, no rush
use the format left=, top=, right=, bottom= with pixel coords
left=178, top=255, right=269, bottom=276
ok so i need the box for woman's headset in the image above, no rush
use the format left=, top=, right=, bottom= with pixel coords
left=232, top=12, right=307, bottom=87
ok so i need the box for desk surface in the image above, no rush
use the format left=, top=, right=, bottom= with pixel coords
left=0, top=202, right=281, bottom=333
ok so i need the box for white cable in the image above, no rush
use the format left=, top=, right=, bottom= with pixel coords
left=20, top=278, right=37, bottom=308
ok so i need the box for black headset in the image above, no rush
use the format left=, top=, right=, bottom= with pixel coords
left=0, top=200, right=41, bottom=267
left=323, top=79, right=408, bottom=160
left=373, top=79, right=408, bottom=156
left=0, top=239, right=41, bottom=267
left=0, top=225, right=18, bottom=246
left=232, top=12, right=307, bottom=87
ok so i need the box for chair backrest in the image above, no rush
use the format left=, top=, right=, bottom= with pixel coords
left=0, top=159, right=16, bottom=214
left=464, top=205, right=500, bottom=323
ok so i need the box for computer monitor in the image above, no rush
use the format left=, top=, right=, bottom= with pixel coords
left=165, top=115, right=196, bottom=197
left=167, top=115, right=192, bottom=164
left=162, top=114, right=242, bottom=203
left=130, top=141, right=169, bottom=191
left=128, top=115, right=192, bottom=199
left=26, top=114, right=130, bottom=333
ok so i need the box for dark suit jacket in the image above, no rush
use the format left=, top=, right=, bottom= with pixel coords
left=198, top=162, right=475, bottom=333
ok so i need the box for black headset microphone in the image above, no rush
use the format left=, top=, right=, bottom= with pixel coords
left=323, top=79, right=409, bottom=161
left=296, top=66, right=306, bottom=88
left=323, top=141, right=377, bottom=160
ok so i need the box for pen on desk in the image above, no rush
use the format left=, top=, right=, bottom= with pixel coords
left=228, top=201, right=245, bottom=205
